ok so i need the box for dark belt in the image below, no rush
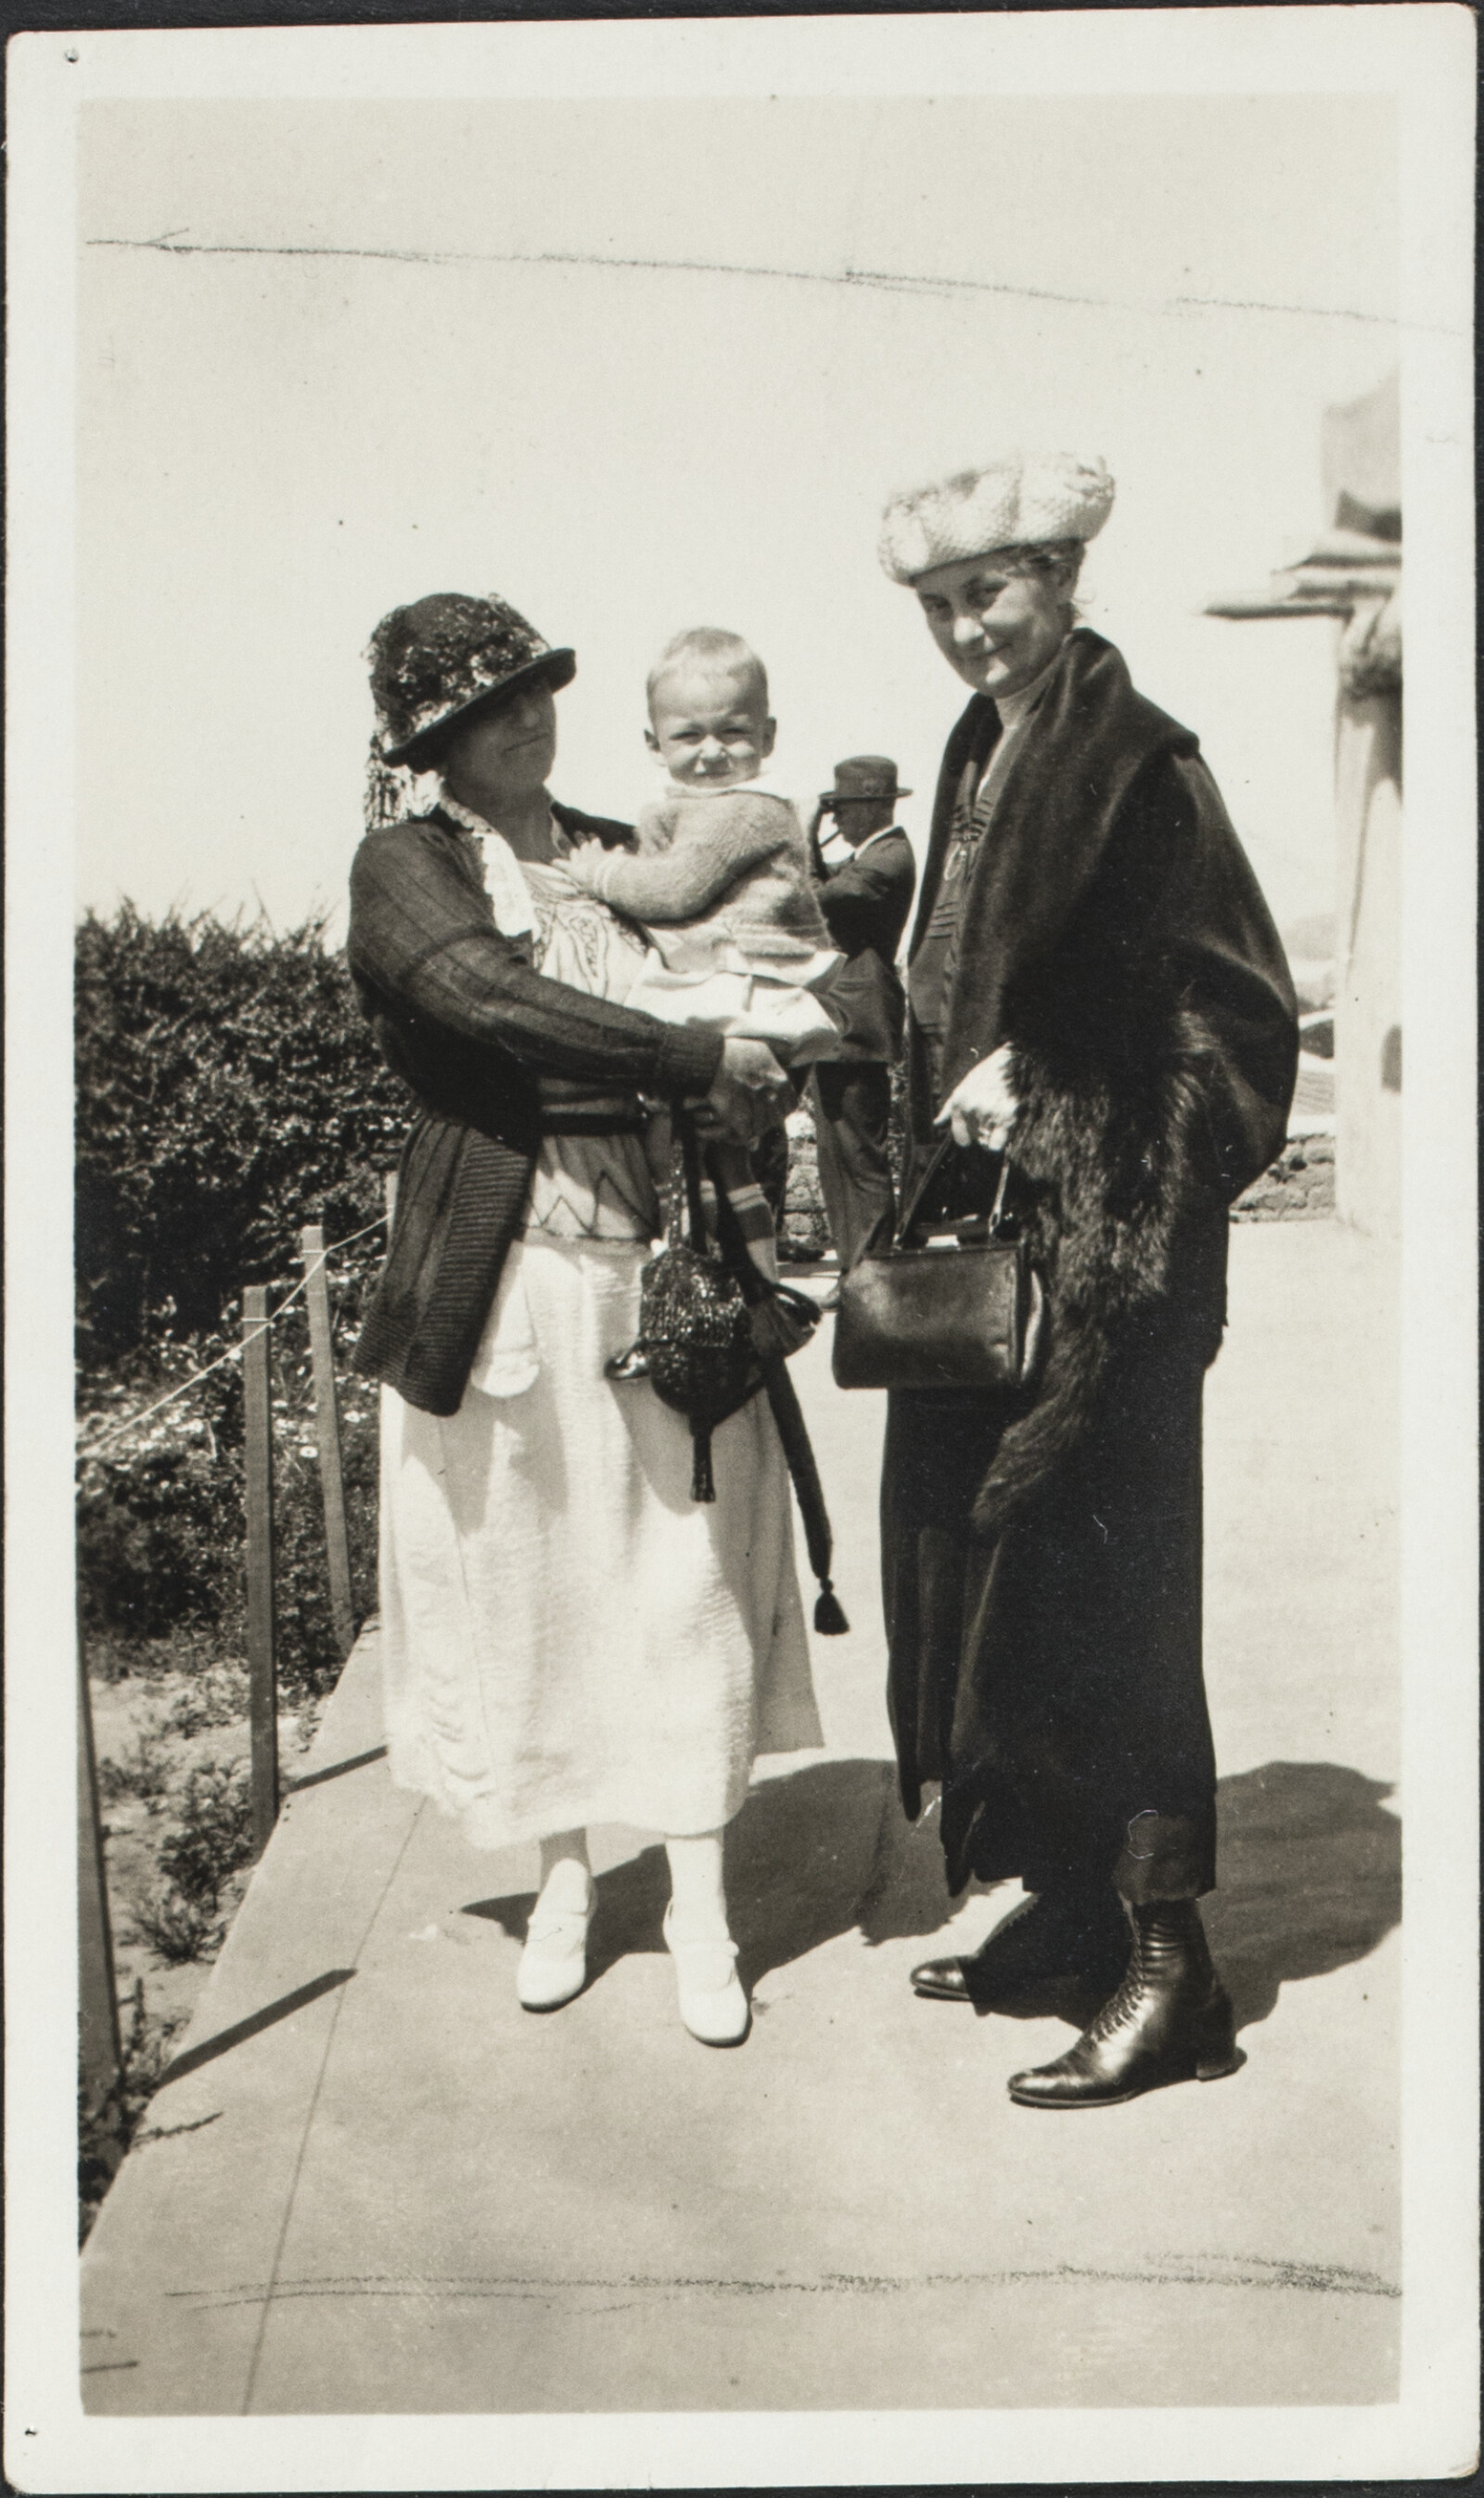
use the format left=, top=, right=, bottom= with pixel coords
left=539, top=1095, right=650, bottom=1137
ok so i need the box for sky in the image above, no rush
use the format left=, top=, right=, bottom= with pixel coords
left=77, top=92, right=1398, bottom=946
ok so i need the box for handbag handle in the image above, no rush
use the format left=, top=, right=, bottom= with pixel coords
left=895, top=1137, right=1014, bottom=1249
left=667, top=1104, right=710, bottom=1251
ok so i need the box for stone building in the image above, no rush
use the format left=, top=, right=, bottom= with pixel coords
left=1207, top=371, right=1401, bottom=1236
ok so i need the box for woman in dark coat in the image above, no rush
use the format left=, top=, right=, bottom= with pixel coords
left=875, top=455, right=1298, bottom=2107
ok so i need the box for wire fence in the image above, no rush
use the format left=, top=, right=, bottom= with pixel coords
left=80, top=1212, right=388, bottom=1461
left=78, top=1198, right=393, bottom=2142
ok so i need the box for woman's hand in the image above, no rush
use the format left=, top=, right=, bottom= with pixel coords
left=696, top=1038, right=792, bottom=1143
left=935, top=1044, right=1019, bottom=1152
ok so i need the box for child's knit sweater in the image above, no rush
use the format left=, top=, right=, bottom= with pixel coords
left=568, top=786, right=835, bottom=974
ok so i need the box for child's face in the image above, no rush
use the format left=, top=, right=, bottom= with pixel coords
left=646, top=664, right=775, bottom=788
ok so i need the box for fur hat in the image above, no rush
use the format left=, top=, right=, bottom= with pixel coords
left=877, top=454, right=1115, bottom=585
left=367, top=592, right=576, bottom=767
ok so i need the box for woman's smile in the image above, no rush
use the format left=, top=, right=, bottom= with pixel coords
left=916, top=555, right=1072, bottom=699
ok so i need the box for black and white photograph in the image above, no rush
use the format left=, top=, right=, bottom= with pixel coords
left=5, top=6, right=1477, bottom=2488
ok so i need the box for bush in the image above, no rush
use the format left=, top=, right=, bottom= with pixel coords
left=127, top=1884, right=226, bottom=1966
left=124, top=1755, right=257, bottom=1965
left=78, top=1298, right=381, bottom=1700
left=119, top=1751, right=259, bottom=1966
left=96, top=1731, right=172, bottom=1808
left=77, top=1389, right=377, bottom=1698
left=76, top=904, right=410, bottom=1368
left=164, top=1662, right=250, bottom=1738
left=156, top=1756, right=255, bottom=1907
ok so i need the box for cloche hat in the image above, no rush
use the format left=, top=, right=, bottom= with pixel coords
left=367, top=592, right=576, bottom=767
left=877, top=453, right=1115, bottom=585
left=819, top=755, right=912, bottom=810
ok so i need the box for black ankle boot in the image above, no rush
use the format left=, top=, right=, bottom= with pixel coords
left=1006, top=1900, right=1240, bottom=2107
left=910, top=1884, right=1131, bottom=2006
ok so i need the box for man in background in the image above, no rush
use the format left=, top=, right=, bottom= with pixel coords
left=807, top=756, right=917, bottom=1269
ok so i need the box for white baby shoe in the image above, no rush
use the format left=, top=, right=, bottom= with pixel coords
left=518, top=1874, right=593, bottom=2012
left=662, top=1904, right=750, bottom=2046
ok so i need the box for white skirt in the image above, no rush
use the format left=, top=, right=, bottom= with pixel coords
left=378, top=1235, right=823, bottom=1850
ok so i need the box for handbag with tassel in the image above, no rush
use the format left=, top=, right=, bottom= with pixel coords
left=605, top=1109, right=849, bottom=1634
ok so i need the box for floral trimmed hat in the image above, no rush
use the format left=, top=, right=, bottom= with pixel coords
left=367, top=592, right=576, bottom=767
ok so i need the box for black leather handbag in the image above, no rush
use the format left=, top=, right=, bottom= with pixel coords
left=832, top=1140, right=1042, bottom=1393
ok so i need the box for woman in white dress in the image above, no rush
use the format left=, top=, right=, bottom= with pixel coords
left=348, top=593, right=823, bottom=2045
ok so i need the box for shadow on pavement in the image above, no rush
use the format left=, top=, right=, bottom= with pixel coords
left=156, top=1966, right=356, bottom=2088
left=1207, top=1760, right=1401, bottom=2031
left=463, top=1756, right=1400, bottom=2028
left=464, top=1759, right=988, bottom=1989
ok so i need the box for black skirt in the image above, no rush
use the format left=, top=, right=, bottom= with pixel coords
left=882, top=1312, right=1218, bottom=1903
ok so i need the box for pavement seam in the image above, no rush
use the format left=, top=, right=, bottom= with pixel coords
left=180, top=2257, right=1402, bottom=2312
left=238, top=1797, right=427, bottom=2415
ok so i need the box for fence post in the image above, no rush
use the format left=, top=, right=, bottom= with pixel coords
left=78, top=1645, right=123, bottom=2136
left=300, top=1224, right=355, bottom=1660
left=243, top=1285, right=279, bottom=1855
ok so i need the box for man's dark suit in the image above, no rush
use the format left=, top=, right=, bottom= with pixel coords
left=810, top=826, right=917, bottom=1267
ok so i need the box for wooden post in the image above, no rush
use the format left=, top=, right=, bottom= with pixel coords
left=300, top=1224, right=355, bottom=1659
left=243, top=1286, right=279, bottom=1855
left=78, top=1646, right=122, bottom=2127
left=383, top=1167, right=399, bottom=1230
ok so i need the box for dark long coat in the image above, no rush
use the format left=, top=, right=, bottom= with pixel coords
left=884, top=630, right=1297, bottom=1902
left=815, top=827, right=916, bottom=974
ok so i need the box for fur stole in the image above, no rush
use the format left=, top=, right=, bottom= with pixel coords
left=972, top=1006, right=1219, bottom=1539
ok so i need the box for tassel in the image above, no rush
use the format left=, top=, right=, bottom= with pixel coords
left=690, top=1422, right=716, bottom=1504
left=813, top=1580, right=849, bottom=1636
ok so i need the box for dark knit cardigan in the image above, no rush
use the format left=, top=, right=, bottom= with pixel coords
left=347, top=801, right=723, bottom=1416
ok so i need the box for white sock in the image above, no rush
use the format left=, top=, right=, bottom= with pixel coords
left=664, top=1829, right=730, bottom=1940
left=536, top=1829, right=592, bottom=1915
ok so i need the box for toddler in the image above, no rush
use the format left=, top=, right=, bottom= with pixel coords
left=563, top=628, right=842, bottom=1064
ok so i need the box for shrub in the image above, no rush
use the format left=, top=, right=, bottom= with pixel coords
left=78, top=1310, right=380, bottom=1700
left=127, top=1884, right=226, bottom=1966
left=76, top=905, right=410, bottom=1368
left=126, top=1755, right=256, bottom=1964
left=96, top=1730, right=172, bottom=1808
left=164, top=1662, right=250, bottom=1738
left=157, top=1755, right=255, bottom=1913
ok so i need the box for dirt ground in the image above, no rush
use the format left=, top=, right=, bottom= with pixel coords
left=88, top=1661, right=325, bottom=2089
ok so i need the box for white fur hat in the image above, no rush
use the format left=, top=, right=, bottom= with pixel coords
left=877, top=453, right=1115, bottom=584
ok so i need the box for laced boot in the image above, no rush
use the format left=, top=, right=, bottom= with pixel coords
left=1006, top=1899, right=1240, bottom=2107
left=910, top=1883, right=1131, bottom=2006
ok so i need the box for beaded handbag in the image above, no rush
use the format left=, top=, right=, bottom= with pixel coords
left=604, top=1112, right=848, bottom=1633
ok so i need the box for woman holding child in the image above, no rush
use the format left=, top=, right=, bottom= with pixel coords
left=876, top=454, right=1298, bottom=2107
left=347, top=591, right=823, bottom=2048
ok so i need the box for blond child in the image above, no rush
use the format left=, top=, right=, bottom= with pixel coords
left=563, top=628, right=842, bottom=1063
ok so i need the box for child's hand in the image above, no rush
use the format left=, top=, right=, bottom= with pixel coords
left=562, top=840, right=608, bottom=892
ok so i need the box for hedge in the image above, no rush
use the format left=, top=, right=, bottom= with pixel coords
left=77, top=904, right=409, bottom=1685
left=76, top=905, right=410, bottom=1368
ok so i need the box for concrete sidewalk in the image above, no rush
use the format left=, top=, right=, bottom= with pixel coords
left=82, top=1219, right=1400, bottom=2414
